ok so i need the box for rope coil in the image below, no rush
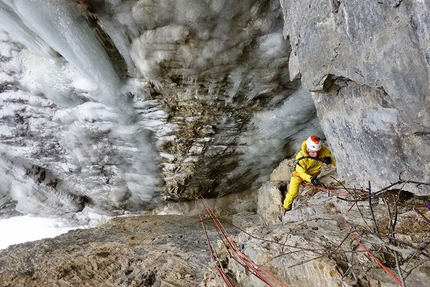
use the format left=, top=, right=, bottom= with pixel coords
left=198, top=195, right=289, bottom=287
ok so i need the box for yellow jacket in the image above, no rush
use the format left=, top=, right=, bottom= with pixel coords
left=293, top=140, right=335, bottom=183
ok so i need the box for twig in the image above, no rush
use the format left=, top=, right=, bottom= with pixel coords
left=387, top=189, right=405, bottom=286
left=345, top=220, right=403, bottom=286
left=368, top=181, right=379, bottom=234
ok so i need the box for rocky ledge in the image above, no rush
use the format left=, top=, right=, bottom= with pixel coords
left=0, top=214, right=223, bottom=287
left=0, top=161, right=429, bottom=287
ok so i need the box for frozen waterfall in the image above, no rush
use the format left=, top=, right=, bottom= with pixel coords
left=0, top=0, right=323, bottom=249
left=0, top=0, right=163, bottom=241
left=1, top=0, right=122, bottom=105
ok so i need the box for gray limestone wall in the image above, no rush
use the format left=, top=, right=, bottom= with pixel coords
left=280, top=0, right=430, bottom=194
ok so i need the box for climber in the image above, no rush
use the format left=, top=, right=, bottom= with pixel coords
left=283, top=135, right=335, bottom=211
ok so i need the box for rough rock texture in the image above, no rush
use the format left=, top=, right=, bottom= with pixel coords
left=0, top=0, right=428, bottom=219
left=2, top=1, right=430, bottom=285
left=281, top=0, right=430, bottom=193
left=1, top=161, right=428, bottom=287
left=0, top=215, right=221, bottom=287
left=257, top=180, right=286, bottom=225
left=228, top=164, right=430, bottom=287
left=0, top=0, right=323, bottom=217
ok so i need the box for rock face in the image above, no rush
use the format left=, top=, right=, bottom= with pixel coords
left=0, top=0, right=428, bottom=218
left=1, top=1, right=430, bottom=284
left=220, top=165, right=430, bottom=287
left=0, top=0, right=324, bottom=217
left=0, top=215, right=220, bottom=287
left=1, top=163, right=428, bottom=287
left=280, top=0, right=430, bottom=193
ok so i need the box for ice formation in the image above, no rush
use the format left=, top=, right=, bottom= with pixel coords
left=0, top=0, right=321, bottom=247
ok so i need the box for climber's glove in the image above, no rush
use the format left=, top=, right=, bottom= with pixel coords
left=311, top=177, right=322, bottom=186
left=321, top=156, right=332, bottom=164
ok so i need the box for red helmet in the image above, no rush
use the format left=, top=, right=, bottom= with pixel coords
left=306, top=135, right=322, bottom=151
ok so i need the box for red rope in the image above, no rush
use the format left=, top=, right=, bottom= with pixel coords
left=199, top=185, right=421, bottom=286
left=198, top=195, right=289, bottom=287
left=200, top=211, right=234, bottom=287
left=302, top=182, right=365, bottom=197
left=344, top=220, right=403, bottom=286
left=301, top=182, right=370, bottom=212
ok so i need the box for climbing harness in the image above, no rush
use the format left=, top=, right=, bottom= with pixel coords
left=289, top=155, right=325, bottom=172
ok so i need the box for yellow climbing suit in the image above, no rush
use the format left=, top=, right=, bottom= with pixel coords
left=283, top=140, right=335, bottom=210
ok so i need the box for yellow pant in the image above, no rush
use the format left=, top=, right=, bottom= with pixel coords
left=283, top=174, right=304, bottom=210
